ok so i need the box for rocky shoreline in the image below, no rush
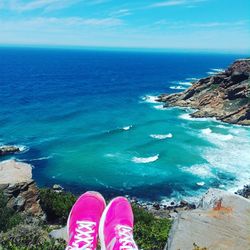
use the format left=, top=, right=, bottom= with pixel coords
left=157, top=59, right=250, bottom=125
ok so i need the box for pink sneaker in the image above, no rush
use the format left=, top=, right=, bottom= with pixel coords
left=66, top=191, right=106, bottom=250
left=99, top=197, right=138, bottom=250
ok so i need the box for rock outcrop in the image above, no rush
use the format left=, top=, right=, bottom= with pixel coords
left=0, top=145, right=21, bottom=156
left=0, top=160, right=43, bottom=216
left=166, top=188, right=250, bottom=250
left=158, top=59, right=250, bottom=125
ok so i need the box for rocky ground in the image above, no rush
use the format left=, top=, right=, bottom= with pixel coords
left=166, top=189, right=250, bottom=250
left=157, top=59, right=250, bottom=125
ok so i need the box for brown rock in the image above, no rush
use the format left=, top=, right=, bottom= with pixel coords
left=0, top=160, right=43, bottom=216
left=159, top=59, right=250, bottom=125
left=0, top=145, right=20, bottom=156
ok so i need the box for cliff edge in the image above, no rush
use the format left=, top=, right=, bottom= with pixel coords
left=158, top=59, right=250, bottom=125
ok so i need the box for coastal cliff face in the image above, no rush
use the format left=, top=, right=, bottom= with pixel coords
left=0, top=160, right=43, bottom=216
left=158, top=59, right=250, bottom=125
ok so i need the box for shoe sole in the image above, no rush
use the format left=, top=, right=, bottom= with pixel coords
left=99, top=197, right=118, bottom=250
left=66, top=191, right=106, bottom=242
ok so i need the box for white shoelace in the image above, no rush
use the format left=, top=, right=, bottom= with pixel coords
left=66, top=221, right=96, bottom=250
left=117, top=225, right=138, bottom=250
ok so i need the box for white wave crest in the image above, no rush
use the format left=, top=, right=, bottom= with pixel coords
left=123, top=125, right=133, bottom=131
left=211, top=68, right=224, bottom=73
left=200, top=124, right=250, bottom=192
left=196, top=181, right=205, bottom=186
left=150, top=133, right=173, bottom=139
left=201, top=128, right=212, bottom=135
left=170, top=86, right=186, bottom=90
left=178, top=81, right=192, bottom=86
left=201, top=128, right=234, bottom=141
left=132, top=154, right=159, bottom=164
left=186, top=77, right=199, bottom=81
left=153, top=105, right=165, bottom=110
left=179, top=113, right=213, bottom=122
left=142, top=95, right=159, bottom=103
left=182, top=164, right=214, bottom=178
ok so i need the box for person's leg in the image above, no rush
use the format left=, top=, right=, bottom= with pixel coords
left=66, top=191, right=106, bottom=250
left=99, top=197, right=138, bottom=250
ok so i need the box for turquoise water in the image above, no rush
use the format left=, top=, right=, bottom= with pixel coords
left=0, top=47, right=249, bottom=202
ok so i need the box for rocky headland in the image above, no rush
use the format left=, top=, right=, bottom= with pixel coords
left=157, top=59, right=250, bottom=125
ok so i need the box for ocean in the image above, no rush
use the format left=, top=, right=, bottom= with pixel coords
left=1, top=47, right=249, bottom=203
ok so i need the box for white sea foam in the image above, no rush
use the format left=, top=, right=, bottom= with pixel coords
left=179, top=113, right=212, bottom=122
left=17, top=145, right=29, bottom=152
left=199, top=125, right=250, bottom=191
left=186, top=77, right=199, bottom=81
left=197, top=182, right=205, bottom=186
left=132, top=154, right=159, bottom=164
left=20, top=155, right=53, bottom=162
left=211, top=68, right=224, bottom=73
left=150, top=133, right=173, bottom=139
left=142, top=95, right=159, bottom=103
left=182, top=164, right=214, bottom=178
left=153, top=105, right=165, bottom=110
left=207, top=68, right=224, bottom=75
left=123, top=125, right=133, bottom=131
left=178, top=81, right=192, bottom=86
left=216, top=124, right=227, bottom=129
left=170, top=86, right=186, bottom=90
left=201, top=128, right=212, bottom=135
left=207, top=71, right=216, bottom=75
left=201, top=128, right=234, bottom=142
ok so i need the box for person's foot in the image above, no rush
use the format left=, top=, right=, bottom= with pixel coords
left=66, top=191, right=106, bottom=250
left=99, top=197, right=138, bottom=250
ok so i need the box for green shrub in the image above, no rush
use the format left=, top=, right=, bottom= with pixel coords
left=0, top=223, right=66, bottom=250
left=133, top=205, right=172, bottom=250
left=0, top=240, right=66, bottom=250
left=39, top=188, right=76, bottom=224
left=0, top=192, right=24, bottom=232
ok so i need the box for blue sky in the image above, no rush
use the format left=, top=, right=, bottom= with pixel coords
left=0, top=0, right=249, bottom=53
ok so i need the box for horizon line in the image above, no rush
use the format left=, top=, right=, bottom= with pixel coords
left=0, top=43, right=249, bottom=55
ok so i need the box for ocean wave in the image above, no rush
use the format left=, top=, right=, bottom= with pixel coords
left=179, top=113, right=214, bottom=122
left=15, top=145, right=29, bottom=153
left=211, top=68, right=224, bottom=73
left=150, top=133, right=173, bottom=139
left=122, top=125, right=133, bottom=131
left=200, top=124, right=250, bottom=193
left=201, top=128, right=234, bottom=141
left=196, top=182, right=205, bottom=186
left=19, top=155, right=53, bottom=162
left=182, top=164, right=214, bottom=178
left=207, top=68, right=224, bottom=75
left=201, top=128, right=212, bottom=135
left=170, top=86, right=186, bottom=90
left=216, top=124, right=227, bottom=129
left=178, top=81, right=192, bottom=86
left=153, top=105, right=165, bottom=110
left=142, top=95, right=159, bottom=103
left=132, top=154, right=159, bottom=164
left=186, top=77, right=199, bottom=81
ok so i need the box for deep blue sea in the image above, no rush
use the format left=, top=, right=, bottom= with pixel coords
left=1, top=47, right=250, bottom=203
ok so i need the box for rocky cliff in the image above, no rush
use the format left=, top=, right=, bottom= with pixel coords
left=158, top=59, right=250, bottom=125
left=0, top=160, right=43, bottom=216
